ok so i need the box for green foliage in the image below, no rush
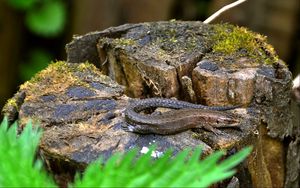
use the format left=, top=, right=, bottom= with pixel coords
left=25, top=0, right=66, bottom=37
left=0, top=117, right=56, bottom=187
left=0, top=118, right=252, bottom=187
left=19, top=49, right=52, bottom=81
left=73, top=146, right=252, bottom=187
left=6, top=0, right=37, bottom=10
left=6, top=0, right=66, bottom=37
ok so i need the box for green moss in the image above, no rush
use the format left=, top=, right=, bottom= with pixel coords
left=211, top=24, right=278, bottom=65
left=21, top=61, right=91, bottom=87
left=151, top=29, right=199, bottom=53
left=20, top=61, right=94, bottom=101
left=6, top=98, right=18, bottom=108
left=169, top=36, right=178, bottom=43
left=114, top=38, right=136, bottom=46
left=77, top=61, right=99, bottom=72
left=2, top=97, right=19, bottom=117
left=4, top=98, right=18, bottom=111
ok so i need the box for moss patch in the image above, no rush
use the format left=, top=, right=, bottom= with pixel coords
left=211, top=23, right=279, bottom=65
left=114, top=38, right=136, bottom=46
left=2, top=98, right=19, bottom=117
left=20, top=61, right=94, bottom=101
left=5, top=98, right=18, bottom=109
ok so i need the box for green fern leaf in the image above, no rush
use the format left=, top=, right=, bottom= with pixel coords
left=0, top=117, right=56, bottom=187
left=73, top=145, right=252, bottom=188
left=219, top=146, right=253, bottom=170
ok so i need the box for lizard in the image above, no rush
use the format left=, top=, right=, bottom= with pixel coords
left=123, top=98, right=240, bottom=135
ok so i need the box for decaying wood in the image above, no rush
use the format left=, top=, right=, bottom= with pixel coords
left=3, top=21, right=294, bottom=187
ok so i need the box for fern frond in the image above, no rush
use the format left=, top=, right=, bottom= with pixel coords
left=73, top=146, right=252, bottom=188
left=0, top=117, right=56, bottom=187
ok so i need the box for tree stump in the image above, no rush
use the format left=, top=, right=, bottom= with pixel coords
left=3, top=21, right=294, bottom=187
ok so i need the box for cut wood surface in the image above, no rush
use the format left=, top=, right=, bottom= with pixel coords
left=3, top=21, right=294, bottom=187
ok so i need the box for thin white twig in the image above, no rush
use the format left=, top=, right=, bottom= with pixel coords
left=204, top=0, right=247, bottom=24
